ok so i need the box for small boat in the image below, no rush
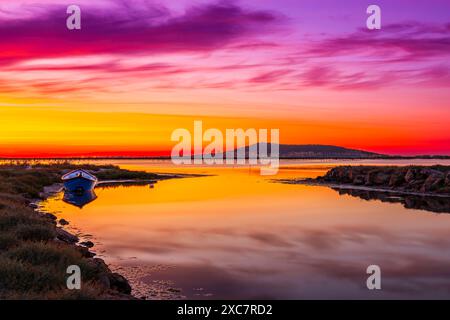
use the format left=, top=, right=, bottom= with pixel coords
left=62, top=169, right=98, bottom=192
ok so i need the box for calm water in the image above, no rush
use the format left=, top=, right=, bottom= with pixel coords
left=42, top=160, right=450, bottom=299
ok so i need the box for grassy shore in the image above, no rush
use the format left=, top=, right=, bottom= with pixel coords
left=0, top=162, right=169, bottom=299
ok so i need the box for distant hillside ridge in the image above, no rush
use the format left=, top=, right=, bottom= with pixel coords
left=225, top=143, right=383, bottom=159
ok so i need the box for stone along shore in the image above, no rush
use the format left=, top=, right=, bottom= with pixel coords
left=308, top=165, right=450, bottom=195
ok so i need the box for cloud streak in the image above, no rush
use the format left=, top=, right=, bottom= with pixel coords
left=2, top=0, right=450, bottom=94
left=0, top=1, right=283, bottom=65
left=308, top=21, right=450, bottom=62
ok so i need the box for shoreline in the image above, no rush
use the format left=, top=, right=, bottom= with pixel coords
left=33, top=175, right=189, bottom=299
left=278, top=165, right=450, bottom=196
left=278, top=179, right=450, bottom=198
left=0, top=163, right=185, bottom=299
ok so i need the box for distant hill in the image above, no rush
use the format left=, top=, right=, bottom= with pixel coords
left=227, top=144, right=383, bottom=159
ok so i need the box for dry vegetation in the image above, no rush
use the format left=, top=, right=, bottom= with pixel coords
left=0, top=162, right=159, bottom=299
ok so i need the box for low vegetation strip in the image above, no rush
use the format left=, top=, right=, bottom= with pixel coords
left=0, top=162, right=167, bottom=299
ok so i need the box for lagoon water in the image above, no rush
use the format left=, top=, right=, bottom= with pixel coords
left=41, top=159, right=450, bottom=299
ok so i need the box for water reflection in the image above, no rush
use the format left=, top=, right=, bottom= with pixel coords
left=63, top=189, right=97, bottom=208
left=332, top=187, right=450, bottom=214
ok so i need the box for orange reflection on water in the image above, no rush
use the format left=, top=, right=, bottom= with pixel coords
left=42, top=161, right=450, bottom=299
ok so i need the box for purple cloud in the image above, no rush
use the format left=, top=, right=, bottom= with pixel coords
left=2, top=2, right=450, bottom=94
left=308, top=21, right=450, bottom=62
left=0, top=1, right=283, bottom=65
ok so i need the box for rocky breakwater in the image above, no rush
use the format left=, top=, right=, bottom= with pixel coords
left=315, top=165, right=450, bottom=195
left=287, top=165, right=450, bottom=213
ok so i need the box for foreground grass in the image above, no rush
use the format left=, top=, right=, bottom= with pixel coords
left=0, top=162, right=159, bottom=299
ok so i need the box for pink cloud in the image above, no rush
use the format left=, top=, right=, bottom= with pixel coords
left=248, top=69, right=294, bottom=84
left=2, top=1, right=450, bottom=96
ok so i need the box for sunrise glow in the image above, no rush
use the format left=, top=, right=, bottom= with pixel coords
left=1, top=0, right=450, bottom=157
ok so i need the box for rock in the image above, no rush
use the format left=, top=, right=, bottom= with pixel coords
left=417, top=169, right=444, bottom=193
left=408, top=179, right=425, bottom=191
left=445, top=172, right=450, bottom=186
left=80, top=241, right=94, bottom=248
left=59, top=218, right=69, bottom=226
left=364, top=170, right=377, bottom=185
left=87, top=258, right=109, bottom=272
left=389, top=171, right=405, bottom=188
left=353, top=175, right=365, bottom=185
left=347, top=167, right=356, bottom=181
left=421, top=175, right=444, bottom=193
left=85, top=258, right=110, bottom=289
left=98, top=274, right=111, bottom=289
left=43, top=212, right=57, bottom=221
left=406, top=168, right=432, bottom=183
left=431, top=178, right=445, bottom=191
left=324, top=166, right=353, bottom=183
left=341, top=167, right=353, bottom=183
left=55, top=227, right=79, bottom=243
left=388, top=173, right=405, bottom=188
left=108, top=273, right=132, bottom=294
left=373, top=172, right=391, bottom=185
left=405, top=169, right=417, bottom=183
left=319, top=166, right=449, bottom=196
left=76, top=245, right=96, bottom=258
left=420, top=168, right=444, bottom=177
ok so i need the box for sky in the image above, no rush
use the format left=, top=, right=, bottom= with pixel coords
left=1, top=0, right=449, bottom=157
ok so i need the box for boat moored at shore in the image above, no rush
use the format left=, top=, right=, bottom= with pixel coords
left=62, top=169, right=98, bottom=192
